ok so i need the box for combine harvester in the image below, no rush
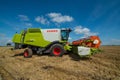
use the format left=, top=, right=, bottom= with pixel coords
left=12, top=28, right=101, bottom=58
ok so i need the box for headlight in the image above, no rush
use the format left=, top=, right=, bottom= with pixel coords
left=93, top=40, right=99, bottom=44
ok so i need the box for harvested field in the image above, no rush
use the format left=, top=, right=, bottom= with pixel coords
left=0, top=46, right=120, bottom=80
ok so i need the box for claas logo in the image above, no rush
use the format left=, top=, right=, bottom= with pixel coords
left=47, top=30, right=58, bottom=32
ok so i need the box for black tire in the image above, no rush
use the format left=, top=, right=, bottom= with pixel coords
left=24, top=48, right=33, bottom=58
left=50, top=44, right=64, bottom=57
left=32, top=49, right=37, bottom=54
left=14, top=43, right=19, bottom=49
left=14, top=43, right=22, bottom=49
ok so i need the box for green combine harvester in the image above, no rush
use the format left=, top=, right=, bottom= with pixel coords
left=12, top=28, right=99, bottom=58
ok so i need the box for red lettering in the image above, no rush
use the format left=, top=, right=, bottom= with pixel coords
left=47, top=30, right=58, bottom=32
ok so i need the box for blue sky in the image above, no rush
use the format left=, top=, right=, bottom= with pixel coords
left=0, top=0, right=120, bottom=46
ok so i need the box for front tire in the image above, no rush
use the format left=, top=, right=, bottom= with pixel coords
left=24, top=48, right=33, bottom=58
left=50, top=44, right=64, bottom=57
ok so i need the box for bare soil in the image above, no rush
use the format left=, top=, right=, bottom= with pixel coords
left=0, top=46, right=120, bottom=80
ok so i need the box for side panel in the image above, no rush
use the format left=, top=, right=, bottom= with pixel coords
left=24, top=31, right=51, bottom=47
left=72, top=46, right=91, bottom=56
left=41, top=29, right=61, bottom=42
left=12, top=34, right=22, bottom=43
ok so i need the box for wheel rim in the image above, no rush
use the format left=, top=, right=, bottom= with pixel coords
left=24, top=51, right=28, bottom=57
left=53, top=47, right=61, bottom=55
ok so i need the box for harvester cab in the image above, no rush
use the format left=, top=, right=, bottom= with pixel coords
left=61, top=28, right=72, bottom=41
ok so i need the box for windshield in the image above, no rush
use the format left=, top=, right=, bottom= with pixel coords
left=61, top=28, right=71, bottom=41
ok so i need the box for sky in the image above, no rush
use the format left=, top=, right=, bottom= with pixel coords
left=0, top=0, right=120, bottom=46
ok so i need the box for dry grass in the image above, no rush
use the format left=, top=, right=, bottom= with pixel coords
left=0, top=46, right=120, bottom=80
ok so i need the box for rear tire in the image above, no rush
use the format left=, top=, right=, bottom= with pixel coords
left=24, top=48, right=33, bottom=58
left=50, top=44, right=64, bottom=57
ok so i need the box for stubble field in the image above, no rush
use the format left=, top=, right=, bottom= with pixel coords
left=0, top=46, right=120, bottom=80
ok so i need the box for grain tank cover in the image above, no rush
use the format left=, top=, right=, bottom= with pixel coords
left=28, top=28, right=41, bottom=33
left=41, top=29, right=61, bottom=42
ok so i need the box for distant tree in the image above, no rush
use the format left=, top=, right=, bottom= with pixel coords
left=6, top=43, right=11, bottom=46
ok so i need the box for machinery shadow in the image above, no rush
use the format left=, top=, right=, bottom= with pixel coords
left=12, top=52, right=50, bottom=57
left=12, top=51, right=91, bottom=61
left=68, top=53, right=92, bottom=61
left=12, top=52, right=24, bottom=57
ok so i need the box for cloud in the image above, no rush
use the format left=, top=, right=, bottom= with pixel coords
left=0, top=36, right=12, bottom=46
left=74, top=25, right=98, bottom=37
left=0, top=33, right=6, bottom=37
left=25, top=23, right=32, bottom=27
left=103, top=39, right=120, bottom=45
left=68, top=37, right=72, bottom=40
left=18, top=15, right=29, bottom=21
left=110, top=39, right=120, bottom=45
left=7, top=39, right=12, bottom=43
left=35, top=16, right=49, bottom=25
left=48, top=12, right=73, bottom=23
left=111, top=39, right=120, bottom=42
left=18, top=15, right=33, bottom=27
left=13, top=26, right=20, bottom=31
left=0, top=33, right=13, bottom=46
